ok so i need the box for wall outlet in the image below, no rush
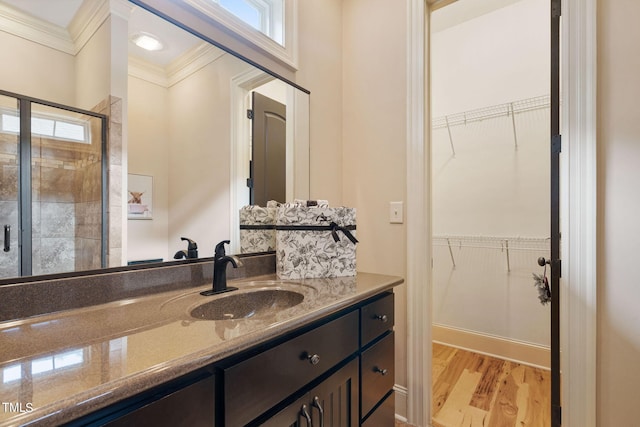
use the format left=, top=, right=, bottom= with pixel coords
left=389, top=201, right=404, bottom=224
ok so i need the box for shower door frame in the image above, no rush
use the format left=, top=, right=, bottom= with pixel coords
left=0, top=89, right=108, bottom=277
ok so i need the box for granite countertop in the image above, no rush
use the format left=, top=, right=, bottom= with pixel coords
left=0, top=272, right=403, bottom=426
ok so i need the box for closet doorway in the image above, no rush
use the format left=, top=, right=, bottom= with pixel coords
left=0, top=90, right=107, bottom=279
left=429, top=0, right=558, bottom=426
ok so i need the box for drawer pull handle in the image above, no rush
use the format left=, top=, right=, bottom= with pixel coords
left=374, top=366, right=388, bottom=376
left=3, top=225, right=10, bottom=252
left=312, top=396, right=325, bottom=427
left=300, top=404, right=313, bottom=426
left=306, top=353, right=321, bottom=365
left=375, top=314, right=388, bottom=323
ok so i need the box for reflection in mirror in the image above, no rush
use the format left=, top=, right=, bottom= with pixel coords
left=0, top=0, right=309, bottom=283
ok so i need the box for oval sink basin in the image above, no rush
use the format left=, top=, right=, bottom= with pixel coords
left=189, top=289, right=304, bottom=320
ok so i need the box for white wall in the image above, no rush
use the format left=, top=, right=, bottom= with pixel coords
left=431, top=0, right=550, bottom=349
left=597, top=0, right=640, bottom=424
left=431, top=0, right=549, bottom=115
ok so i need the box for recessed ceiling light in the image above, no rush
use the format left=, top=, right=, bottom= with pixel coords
left=131, top=32, right=164, bottom=51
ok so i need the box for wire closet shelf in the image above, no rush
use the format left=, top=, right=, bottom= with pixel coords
left=433, top=235, right=550, bottom=272
left=431, top=95, right=550, bottom=130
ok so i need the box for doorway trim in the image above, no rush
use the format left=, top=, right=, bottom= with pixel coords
left=405, top=0, right=597, bottom=425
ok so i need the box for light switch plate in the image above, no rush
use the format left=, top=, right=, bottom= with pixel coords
left=389, top=201, right=404, bottom=224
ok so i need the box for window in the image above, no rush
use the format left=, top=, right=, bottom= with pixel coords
left=185, top=0, right=297, bottom=69
left=215, top=0, right=284, bottom=45
left=0, top=109, right=91, bottom=144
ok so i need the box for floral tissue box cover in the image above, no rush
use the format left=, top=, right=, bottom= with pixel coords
left=276, top=205, right=357, bottom=279
left=239, top=205, right=278, bottom=253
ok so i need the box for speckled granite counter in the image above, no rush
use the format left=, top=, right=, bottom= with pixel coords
left=0, top=272, right=403, bottom=426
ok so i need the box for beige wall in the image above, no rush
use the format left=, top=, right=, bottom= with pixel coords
left=0, top=31, right=75, bottom=104
left=341, top=0, right=409, bottom=393
left=127, top=76, right=170, bottom=262
left=295, top=0, right=344, bottom=205
left=597, top=0, right=640, bottom=425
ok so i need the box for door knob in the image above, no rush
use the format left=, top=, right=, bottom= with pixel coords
left=538, top=257, right=550, bottom=267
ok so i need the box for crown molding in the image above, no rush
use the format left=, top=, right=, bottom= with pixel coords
left=0, top=2, right=74, bottom=54
left=166, top=43, right=225, bottom=87
left=0, top=0, right=132, bottom=56
left=128, top=55, right=169, bottom=87
left=129, top=43, right=226, bottom=88
left=70, top=0, right=133, bottom=54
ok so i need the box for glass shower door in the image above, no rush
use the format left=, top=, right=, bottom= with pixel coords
left=0, top=94, right=20, bottom=278
left=30, top=102, right=104, bottom=276
left=0, top=91, right=105, bottom=280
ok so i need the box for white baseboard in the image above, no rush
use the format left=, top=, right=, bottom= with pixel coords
left=432, top=324, right=550, bottom=370
left=394, top=384, right=408, bottom=421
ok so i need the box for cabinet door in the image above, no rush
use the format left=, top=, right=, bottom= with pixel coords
left=308, top=358, right=359, bottom=427
left=259, top=358, right=358, bottom=427
left=260, top=394, right=312, bottom=427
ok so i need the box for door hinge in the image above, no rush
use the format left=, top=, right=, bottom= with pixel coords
left=247, top=109, right=254, bottom=119
left=246, top=178, right=253, bottom=188
left=552, top=134, right=562, bottom=154
left=554, top=259, right=562, bottom=278
left=552, top=0, right=561, bottom=18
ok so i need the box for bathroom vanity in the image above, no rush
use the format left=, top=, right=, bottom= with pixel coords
left=0, top=257, right=402, bottom=427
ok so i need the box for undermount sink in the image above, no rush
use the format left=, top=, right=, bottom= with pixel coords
left=189, top=288, right=305, bottom=321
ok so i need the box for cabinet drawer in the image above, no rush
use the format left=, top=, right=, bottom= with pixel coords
left=105, top=375, right=215, bottom=427
left=361, top=292, right=394, bottom=346
left=224, top=310, right=359, bottom=426
left=361, top=390, right=395, bottom=427
left=361, top=331, right=395, bottom=417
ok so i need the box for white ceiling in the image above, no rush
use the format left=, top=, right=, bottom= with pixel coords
left=3, top=0, right=83, bottom=27
left=431, top=0, right=528, bottom=33
left=0, top=0, right=206, bottom=67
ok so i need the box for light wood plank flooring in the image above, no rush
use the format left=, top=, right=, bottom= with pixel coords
left=396, top=344, right=550, bottom=427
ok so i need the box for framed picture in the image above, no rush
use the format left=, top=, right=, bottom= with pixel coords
left=127, top=174, right=153, bottom=220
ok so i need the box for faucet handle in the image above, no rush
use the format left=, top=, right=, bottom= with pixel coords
left=179, top=237, right=198, bottom=259
left=214, top=240, right=231, bottom=259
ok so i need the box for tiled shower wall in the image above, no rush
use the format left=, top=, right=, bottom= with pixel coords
left=32, top=133, right=102, bottom=275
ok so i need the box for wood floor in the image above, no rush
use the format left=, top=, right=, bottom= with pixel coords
left=396, top=344, right=550, bottom=427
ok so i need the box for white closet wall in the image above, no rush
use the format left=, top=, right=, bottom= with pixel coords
left=431, top=0, right=551, bottom=361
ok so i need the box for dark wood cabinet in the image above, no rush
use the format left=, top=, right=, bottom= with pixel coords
left=103, top=375, right=215, bottom=427
left=224, top=311, right=359, bottom=426
left=260, top=358, right=358, bottom=427
left=360, top=292, right=395, bottom=424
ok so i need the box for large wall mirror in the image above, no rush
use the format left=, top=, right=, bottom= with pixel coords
left=0, top=0, right=310, bottom=283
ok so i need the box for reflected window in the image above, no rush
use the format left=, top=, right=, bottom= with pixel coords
left=2, top=364, right=21, bottom=383
left=2, top=349, right=85, bottom=383
left=0, top=109, right=91, bottom=144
